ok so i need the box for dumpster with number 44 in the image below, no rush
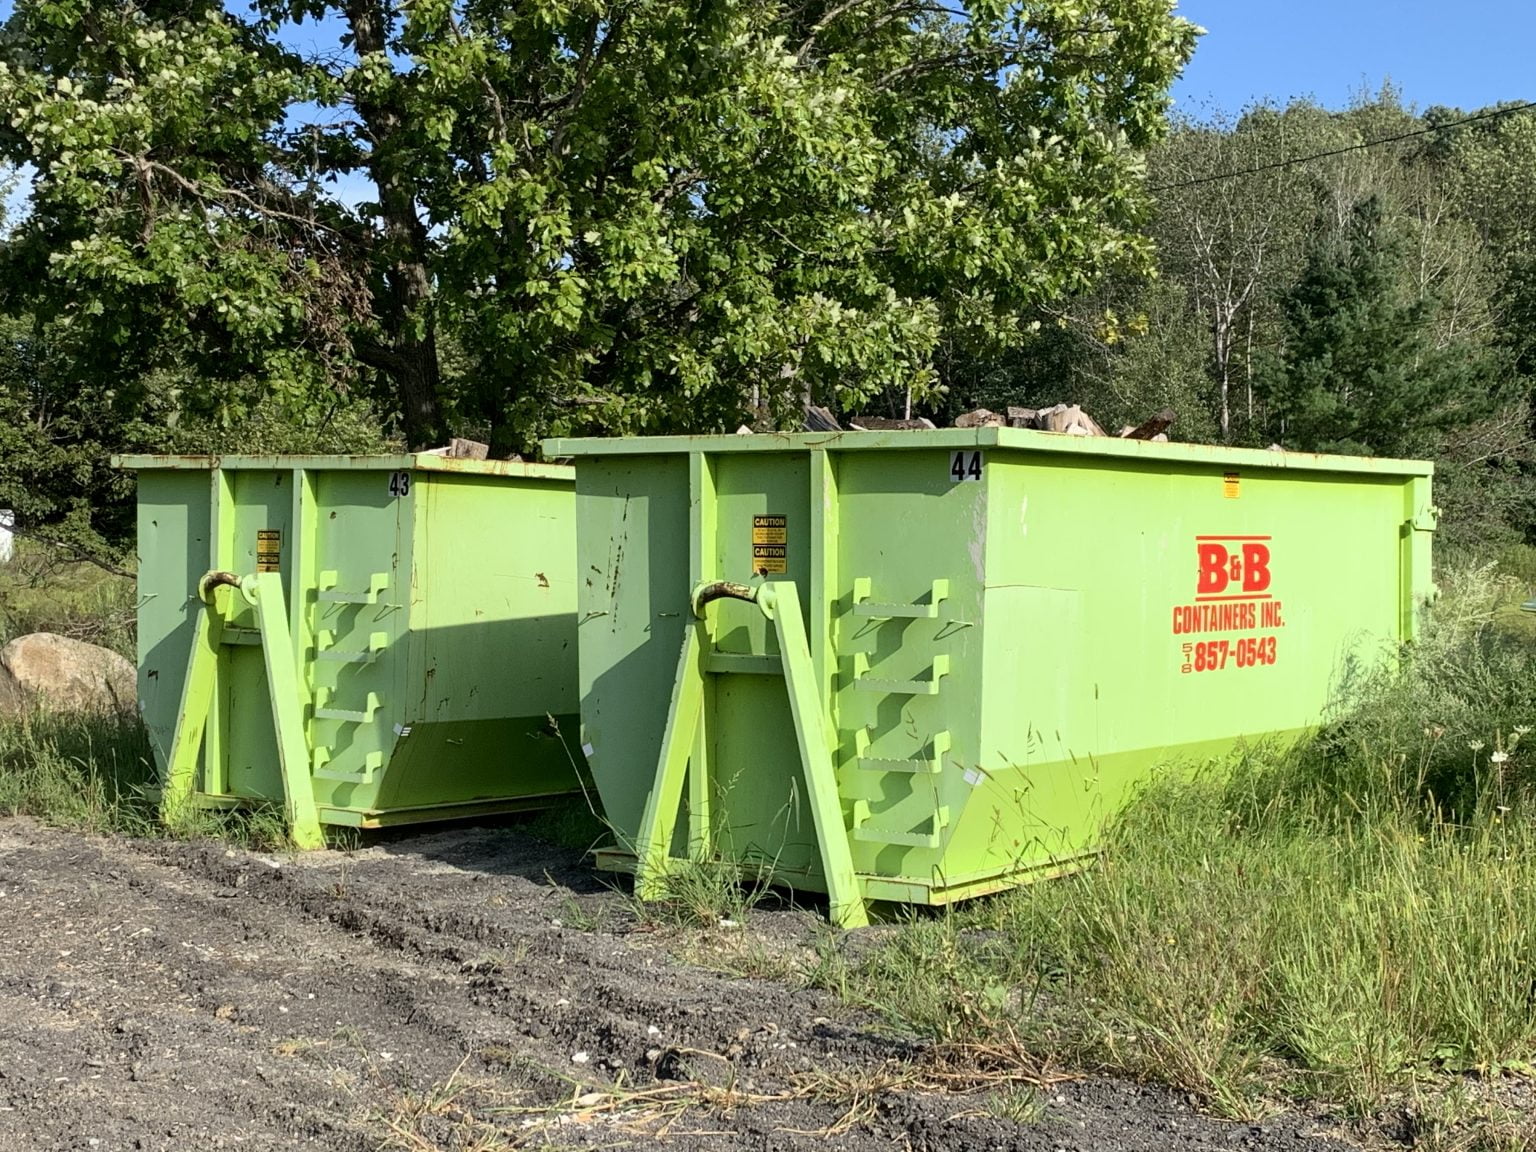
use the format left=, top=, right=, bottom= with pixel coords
left=544, top=429, right=1435, bottom=926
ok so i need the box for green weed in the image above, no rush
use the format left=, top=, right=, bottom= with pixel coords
left=987, top=1082, right=1046, bottom=1126
left=630, top=857, right=775, bottom=929
left=0, top=708, right=291, bottom=849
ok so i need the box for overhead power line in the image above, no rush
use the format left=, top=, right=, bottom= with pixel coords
left=1148, top=100, right=1536, bottom=193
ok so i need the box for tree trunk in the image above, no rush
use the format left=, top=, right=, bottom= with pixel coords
left=1214, top=306, right=1232, bottom=441
left=343, top=0, right=446, bottom=450
left=1244, top=308, right=1255, bottom=429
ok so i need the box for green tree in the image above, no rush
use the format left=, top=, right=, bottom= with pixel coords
left=1440, top=104, right=1536, bottom=378
left=0, top=0, right=1197, bottom=454
left=1260, top=196, right=1492, bottom=457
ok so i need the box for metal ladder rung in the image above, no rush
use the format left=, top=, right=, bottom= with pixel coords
left=311, top=749, right=383, bottom=784
left=851, top=577, right=950, bottom=619
left=314, top=630, right=390, bottom=664
left=313, top=690, right=382, bottom=723
left=853, top=653, right=949, bottom=696
left=854, top=731, right=950, bottom=775
left=850, top=802, right=950, bottom=849
left=317, top=570, right=390, bottom=605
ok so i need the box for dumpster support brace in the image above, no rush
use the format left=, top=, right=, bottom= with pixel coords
left=634, top=581, right=868, bottom=928
left=161, top=571, right=325, bottom=850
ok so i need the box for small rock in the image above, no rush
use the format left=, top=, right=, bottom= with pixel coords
left=571, top=1051, right=589, bottom=1065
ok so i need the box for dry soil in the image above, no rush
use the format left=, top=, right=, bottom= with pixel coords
left=0, top=816, right=1356, bottom=1151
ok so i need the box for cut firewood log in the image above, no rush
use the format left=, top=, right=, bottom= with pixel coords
left=424, top=438, right=492, bottom=460
left=1121, top=408, right=1177, bottom=441
left=1037, top=404, right=1104, bottom=436
left=847, top=415, right=938, bottom=430
left=803, top=404, right=842, bottom=432
left=954, top=408, right=1006, bottom=428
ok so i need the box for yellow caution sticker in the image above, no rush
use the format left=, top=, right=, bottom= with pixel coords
left=1223, top=471, right=1241, bottom=499
left=752, top=514, right=788, bottom=574
left=256, top=529, right=282, bottom=573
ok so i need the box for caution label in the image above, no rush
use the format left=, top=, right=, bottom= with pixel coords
left=752, top=514, right=788, bottom=574
left=256, top=529, right=282, bottom=573
left=1223, top=471, right=1241, bottom=499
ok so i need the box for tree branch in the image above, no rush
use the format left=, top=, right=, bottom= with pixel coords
left=8, top=525, right=134, bottom=580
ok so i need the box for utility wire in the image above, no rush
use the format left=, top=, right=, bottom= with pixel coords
left=1148, top=100, right=1536, bottom=193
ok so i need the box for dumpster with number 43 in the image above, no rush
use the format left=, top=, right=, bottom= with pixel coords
left=118, top=454, right=582, bottom=845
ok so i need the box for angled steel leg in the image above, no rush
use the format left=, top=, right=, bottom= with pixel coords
left=240, top=572, right=324, bottom=850
left=757, top=583, right=867, bottom=928
left=637, top=581, right=868, bottom=928
left=160, top=582, right=228, bottom=826
left=633, top=621, right=706, bottom=899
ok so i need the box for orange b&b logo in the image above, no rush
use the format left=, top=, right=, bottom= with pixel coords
left=1196, top=538, right=1271, bottom=598
left=1172, top=533, right=1285, bottom=647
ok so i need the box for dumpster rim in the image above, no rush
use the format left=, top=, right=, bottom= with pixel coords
left=113, top=453, right=574, bottom=482
left=541, top=428, right=1432, bottom=478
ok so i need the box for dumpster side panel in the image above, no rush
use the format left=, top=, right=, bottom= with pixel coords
left=828, top=448, right=990, bottom=884
left=945, top=455, right=1414, bottom=883
left=135, top=470, right=212, bottom=777
left=377, top=472, right=582, bottom=811
left=301, top=467, right=410, bottom=811
left=575, top=456, right=692, bottom=844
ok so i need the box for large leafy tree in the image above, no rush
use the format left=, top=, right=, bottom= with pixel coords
left=0, top=0, right=1196, bottom=453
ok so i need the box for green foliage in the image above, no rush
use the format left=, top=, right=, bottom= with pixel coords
left=1261, top=196, right=1495, bottom=456
left=0, top=311, right=393, bottom=564
left=0, top=0, right=1198, bottom=459
left=1442, top=105, right=1536, bottom=378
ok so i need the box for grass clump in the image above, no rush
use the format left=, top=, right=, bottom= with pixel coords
left=0, top=708, right=159, bottom=834
left=633, top=858, right=775, bottom=929
left=837, top=567, right=1536, bottom=1122
left=0, top=708, right=289, bottom=847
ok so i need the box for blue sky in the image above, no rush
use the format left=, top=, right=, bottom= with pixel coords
left=1172, top=0, right=1535, bottom=116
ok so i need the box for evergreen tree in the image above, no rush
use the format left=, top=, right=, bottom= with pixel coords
left=1261, top=196, right=1492, bottom=457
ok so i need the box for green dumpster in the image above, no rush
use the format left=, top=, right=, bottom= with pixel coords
left=117, top=454, right=582, bottom=845
left=543, top=429, right=1435, bottom=926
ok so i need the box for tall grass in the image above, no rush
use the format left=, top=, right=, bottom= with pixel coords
left=0, top=709, right=288, bottom=846
left=834, top=567, right=1536, bottom=1121
left=0, top=709, right=159, bottom=834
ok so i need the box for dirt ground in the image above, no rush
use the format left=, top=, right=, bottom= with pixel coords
left=0, top=816, right=1357, bottom=1151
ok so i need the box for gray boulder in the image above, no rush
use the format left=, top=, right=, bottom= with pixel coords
left=0, top=632, right=136, bottom=717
